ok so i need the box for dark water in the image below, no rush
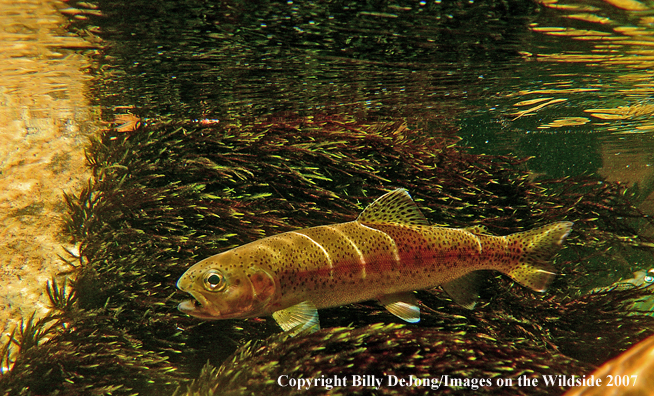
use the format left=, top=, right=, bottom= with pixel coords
left=69, top=0, right=654, bottom=194
left=55, top=0, right=654, bottom=392
left=62, top=0, right=654, bottom=292
left=83, top=0, right=530, bottom=117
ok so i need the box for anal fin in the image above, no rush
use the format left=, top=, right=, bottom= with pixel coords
left=379, top=292, right=420, bottom=323
left=442, top=272, right=483, bottom=310
left=272, top=301, right=320, bottom=336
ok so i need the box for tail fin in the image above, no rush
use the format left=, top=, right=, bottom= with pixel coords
left=504, top=221, right=573, bottom=292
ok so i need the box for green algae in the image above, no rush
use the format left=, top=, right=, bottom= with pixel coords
left=1, top=116, right=654, bottom=395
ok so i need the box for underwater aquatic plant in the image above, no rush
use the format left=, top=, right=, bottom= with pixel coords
left=0, top=278, right=183, bottom=395
left=2, top=115, right=653, bottom=395
left=175, top=323, right=590, bottom=396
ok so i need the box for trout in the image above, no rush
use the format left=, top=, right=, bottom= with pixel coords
left=177, top=189, right=573, bottom=333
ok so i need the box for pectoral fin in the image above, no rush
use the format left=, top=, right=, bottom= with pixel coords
left=379, top=292, right=420, bottom=323
left=272, top=301, right=320, bottom=335
left=441, top=272, right=483, bottom=310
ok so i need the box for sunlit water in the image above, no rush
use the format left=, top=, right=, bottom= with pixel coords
left=460, top=0, right=654, bottom=194
left=0, top=0, right=95, bottom=370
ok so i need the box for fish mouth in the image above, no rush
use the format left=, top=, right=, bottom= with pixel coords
left=178, top=299, right=201, bottom=314
left=177, top=292, right=222, bottom=319
left=177, top=273, right=219, bottom=318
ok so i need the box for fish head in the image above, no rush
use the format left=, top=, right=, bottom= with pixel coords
left=176, top=250, right=277, bottom=320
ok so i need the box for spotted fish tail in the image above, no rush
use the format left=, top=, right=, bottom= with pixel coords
left=503, top=221, right=574, bottom=292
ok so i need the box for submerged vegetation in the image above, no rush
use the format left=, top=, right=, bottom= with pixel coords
left=176, top=323, right=587, bottom=396
left=1, top=116, right=654, bottom=395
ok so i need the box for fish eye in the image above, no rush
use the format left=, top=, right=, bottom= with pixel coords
left=203, top=271, right=226, bottom=292
left=645, top=275, right=654, bottom=283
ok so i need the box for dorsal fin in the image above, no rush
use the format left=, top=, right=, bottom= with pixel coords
left=357, top=189, right=430, bottom=226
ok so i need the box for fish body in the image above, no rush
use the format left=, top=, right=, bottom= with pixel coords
left=177, top=189, right=573, bottom=333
